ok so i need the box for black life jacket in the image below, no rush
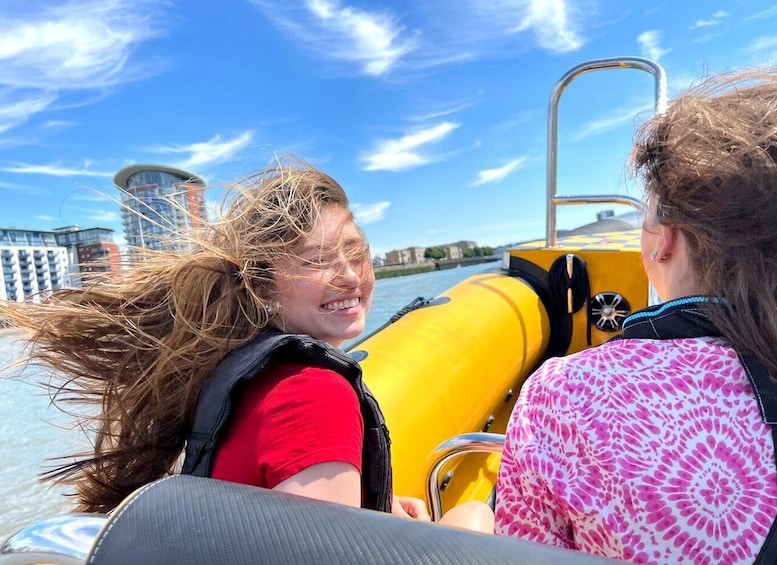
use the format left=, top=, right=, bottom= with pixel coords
left=613, top=296, right=777, bottom=564
left=181, top=329, right=393, bottom=513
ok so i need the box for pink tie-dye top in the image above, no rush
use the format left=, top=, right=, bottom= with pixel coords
left=495, top=336, right=777, bottom=564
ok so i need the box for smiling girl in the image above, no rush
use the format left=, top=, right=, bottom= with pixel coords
left=1, top=157, right=425, bottom=519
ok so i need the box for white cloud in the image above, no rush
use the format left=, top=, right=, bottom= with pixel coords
left=691, top=19, right=718, bottom=28
left=410, top=100, right=475, bottom=122
left=309, top=0, right=418, bottom=75
left=637, top=30, right=670, bottom=61
left=363, top=122, right=459, bottom=172
left=352, top=201, right=390, bottom=224
left=0, top=162, right=113, bottom=177
left=508, top=0, right=584, bottom=53
left=0, top=0, right=164, bottom=135
left=0, top=92, right=57, bottom=134
left=744, top=6, right=777, bottom=22
left=0, top=180, right=51, bottom=196
left=87, top=210, right=121, bottom=223
left=747, top=36, right=777, bottom=53
left=690, top=10, right=728, bottom=29
left=574, top=103, right=653, bottom=140
left=472, top=157, right=527, bottom=186
left=146, top=131, right=255, bottom=170
left=69, top=191, right=113, bottom=202
left=63, top=204, right=122, bottom=224
left=0, top=1, right=162, bottom=90
left=257, top=0, right=417, bottom=76
left=255, top=0, right=586, bottom=77
left=34, top=215, right=55, bottom=221
left=745, top=36, right=777, bottom=65
left=43, top=119, right=76, bottom=129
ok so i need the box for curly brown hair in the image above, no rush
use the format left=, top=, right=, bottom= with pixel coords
left=632, top=69, right=777, bottom=380
left=0, top=156, right=353, bottom=513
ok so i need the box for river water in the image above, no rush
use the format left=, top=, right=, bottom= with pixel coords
left=0, top=261, right=495, bottom=537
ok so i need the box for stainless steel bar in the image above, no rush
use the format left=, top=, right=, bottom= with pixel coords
left=545, top=57, right=666, bottom=247
left=426, top=433, right=505, bottom=522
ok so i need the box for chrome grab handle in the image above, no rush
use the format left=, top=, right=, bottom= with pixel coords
left=546, top=57, right=667, bottom=247
left=426, top=432, right=505, bottom=522
left=0, top=513, right=107, bottom=562
left=552, top=194, right=644, bottom=208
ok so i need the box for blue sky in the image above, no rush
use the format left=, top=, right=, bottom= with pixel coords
left=2, top=1, right=777, bottom=258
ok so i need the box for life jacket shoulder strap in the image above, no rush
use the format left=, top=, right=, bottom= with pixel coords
left=180, top=329, right=392, bottom=513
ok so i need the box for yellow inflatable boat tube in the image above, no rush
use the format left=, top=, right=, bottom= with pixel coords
left=349, top=269, right=550, bottom=504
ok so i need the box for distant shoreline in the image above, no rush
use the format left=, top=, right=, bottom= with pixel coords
left=374, top=256, right=499, bottom=280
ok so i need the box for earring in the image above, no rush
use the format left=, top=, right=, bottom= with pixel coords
left=650, top=250, right=659, bottom=261
left=264, top=303, right=275, bottom=314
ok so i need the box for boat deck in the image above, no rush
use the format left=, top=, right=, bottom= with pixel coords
left=513, top=228, right=642, bottom=252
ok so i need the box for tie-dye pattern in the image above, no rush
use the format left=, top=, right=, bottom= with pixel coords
left=495, top=337, right=777, bottom=564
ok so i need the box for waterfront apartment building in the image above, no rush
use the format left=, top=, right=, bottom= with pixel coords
left=114, top=164, right=207, bottom=252
left=385, top=246, right=426, bottom=266
left=451, top=240, right=477, bottom=251
left=52, top=226, right=121, bottom=286
left=439, top=244, right=462, bottom=261
left=0, top=229, right=70, bottom=302
left=384, top=240, right=478, bottom=266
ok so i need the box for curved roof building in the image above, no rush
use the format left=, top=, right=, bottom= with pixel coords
left=114, top=164, right=207, bottom=252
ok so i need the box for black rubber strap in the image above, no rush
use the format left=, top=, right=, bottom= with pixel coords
left=549, top=254, right=591, bottom=346
left=508, top=255, right=572, bottom=357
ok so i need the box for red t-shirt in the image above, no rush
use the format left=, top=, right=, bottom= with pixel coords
left=211, top=362, right=363, bottom=489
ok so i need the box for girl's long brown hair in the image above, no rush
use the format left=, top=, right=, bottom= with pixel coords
left=632, top=69, right=777, bottom=380
left=0, top=157, right=351, bottom=513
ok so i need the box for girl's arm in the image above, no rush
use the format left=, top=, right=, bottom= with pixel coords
left=273, top=461, right=361, bottom=507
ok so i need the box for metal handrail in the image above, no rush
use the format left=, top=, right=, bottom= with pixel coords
left=0, top=513, right=107, bottom=561
left=426, top=432, right=505, bottom=522
left=546, top=57, right=667, bottom=247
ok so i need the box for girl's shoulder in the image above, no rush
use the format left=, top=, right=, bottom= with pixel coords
left=527, top=336, right=739, bottom=399
left=254, top=362, right=357, bottom=407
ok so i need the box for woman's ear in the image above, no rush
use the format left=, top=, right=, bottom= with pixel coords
left=655, top=223, right=679, bottom=262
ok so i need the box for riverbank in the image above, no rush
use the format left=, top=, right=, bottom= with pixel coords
left=374, top=256, right=499, bottom=280
left=436, top=256, right=500, bottom=270
left=374, top=263, right=436, bottom=279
